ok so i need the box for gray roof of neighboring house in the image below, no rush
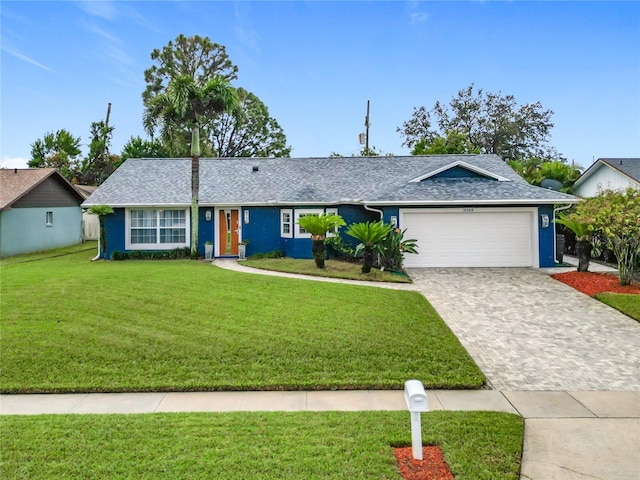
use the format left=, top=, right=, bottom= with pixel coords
left=83, top=154, right=578, bottom=207
left=601, top=158, right=640, bottom=182
left=574, top=158, right=640, bottom=189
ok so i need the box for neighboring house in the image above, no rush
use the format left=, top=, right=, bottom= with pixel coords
left=573, top=158, right=640, bottom=197
left=0, top=168, right=85, bottom=258
left=83, top=154, right=579, bottom=268
left=75, top=185, right=99, bottom=241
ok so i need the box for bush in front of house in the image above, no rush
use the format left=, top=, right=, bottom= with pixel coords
left=111, top=248, right=191, bottom=260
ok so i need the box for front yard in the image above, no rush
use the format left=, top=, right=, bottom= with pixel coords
left=1, top=411, right=523, bottom=480
left=0, top=245, right=484, bottom=393
left=1, top=245, right=523, bottom=479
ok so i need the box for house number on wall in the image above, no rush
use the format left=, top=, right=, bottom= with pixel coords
left=463, top=208, right=474, bottom=212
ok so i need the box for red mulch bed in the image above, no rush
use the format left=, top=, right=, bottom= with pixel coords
left=394, top=446, right=454, bottom=480
left=551, top=271, right=640, bottom=297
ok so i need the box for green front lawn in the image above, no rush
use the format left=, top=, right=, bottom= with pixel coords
left=595, top=292, right=640, bottom=321
left=0, top=246, right=484, bottom=393
left=1, top=411, right=523, bottom=479
left=242, top=257, right=412, bottom=282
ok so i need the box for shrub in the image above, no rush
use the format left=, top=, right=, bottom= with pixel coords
left=248, top=250, right=285, bottom=260
left=111, top=248, right=192, bottom=261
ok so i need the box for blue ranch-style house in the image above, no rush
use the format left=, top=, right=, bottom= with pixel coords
left=82, top=154, right=579, bottom=268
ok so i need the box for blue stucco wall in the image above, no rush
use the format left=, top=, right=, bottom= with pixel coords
left=538, top=205, right=555, bottom=268
left=102, top=208, right=126, bottom=259
left=239, top=207, right=282, bottom=257
left=102, top=203, right=558, bottom=267
left=0, top=206, right=83, bottom=257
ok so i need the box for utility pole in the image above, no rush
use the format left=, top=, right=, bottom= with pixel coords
left=105, top=102, right=112, bottom=128
left=364, top=100, right=370, bottom=152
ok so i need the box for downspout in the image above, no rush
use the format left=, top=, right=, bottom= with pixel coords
left=553, top=204, right=573, bottom=264
left=362, top=203, right=384, bottom=220
left=91, top=235, right=101, bottom=261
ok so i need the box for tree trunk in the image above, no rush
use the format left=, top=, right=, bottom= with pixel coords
left=362, top=246, right=375, bottom=273
left=190, top=126, right=201, bottom=259
left=99, top=217, right=107, bottom=257
left=575, top=240, right=592, bottom=272
left=311, top=236, right=326, bottom=269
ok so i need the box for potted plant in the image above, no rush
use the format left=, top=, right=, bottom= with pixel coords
left=238, top=239, right=249, bottom=260
left=204, top=241, right=213, bottom=260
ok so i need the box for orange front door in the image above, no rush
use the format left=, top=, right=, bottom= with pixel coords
left=218, top=209, right=239, bottom=256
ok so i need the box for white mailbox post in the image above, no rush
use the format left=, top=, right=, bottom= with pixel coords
left=404, top=379, right=429, bottom=460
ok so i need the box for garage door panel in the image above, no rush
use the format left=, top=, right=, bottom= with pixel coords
left=401, top=210, right=535, bottom=268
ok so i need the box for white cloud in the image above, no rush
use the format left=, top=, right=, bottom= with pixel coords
left=2, top=47, right=53, bottom=72
left=76, top=0, right=118, bottom=21
left=406, top=1, right=429, bottom=25
left=1, top=157, right=29, bottom=169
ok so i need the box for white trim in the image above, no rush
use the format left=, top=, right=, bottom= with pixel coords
left=325, top=207, right=338, bottom=237
left=125, top=208, right=190, bottom=250
left=399, top=207, right=539, bottom=268
left=409, top=160, right=511, bottom=183
left=294, top=208, right=323, bottom=239
left=365, top=198, right=579, bottom=206
left=280, top=209, right=293, bottom=238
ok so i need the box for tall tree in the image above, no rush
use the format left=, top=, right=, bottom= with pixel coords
left=118, top=136, right=170, bottom=167
left=143, top=34, right=238, bottom=154
left=144, top=74, right=237, bottom=257
left=77, top=120, right=117, bottom=186
left=411, top=130, right=481, bottom=155
left=210, top=88, right=291, bottom=157
left=28, top=130, right=82, bottom=181
left=398, top=84, right=557, bottom=161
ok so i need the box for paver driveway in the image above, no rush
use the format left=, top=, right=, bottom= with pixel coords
left=408, top=268, right=640, bottom=391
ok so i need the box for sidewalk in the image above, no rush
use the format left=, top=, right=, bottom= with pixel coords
left=2, top=389, right=638, bottom=417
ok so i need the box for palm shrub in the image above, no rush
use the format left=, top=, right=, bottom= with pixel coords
left=297, top=213, right=346, bottom=268
left=555, top=215, right=592, bottom=272
left=376, top=228, right=418, bottom=271
left=346, top=221, right=392, bottom=273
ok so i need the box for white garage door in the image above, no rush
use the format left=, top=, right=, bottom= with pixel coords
left=401, top=208, right=537, bottom=268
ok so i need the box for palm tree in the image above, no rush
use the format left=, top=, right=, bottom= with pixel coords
left=144, top=75, right=237, bottom=257
left=345, top=221, right=392, bottom=273
left=297, top=213, right=346, bottom=268
left=555, top=216, right=592, bottom=272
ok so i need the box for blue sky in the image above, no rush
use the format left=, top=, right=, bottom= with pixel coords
left=1, top=1, right=639, bottom=170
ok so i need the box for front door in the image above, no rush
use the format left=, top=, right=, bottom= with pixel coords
left=218, top=209, right=240, bottom=256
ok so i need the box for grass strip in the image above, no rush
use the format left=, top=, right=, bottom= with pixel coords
left=595, top=292, right=640, bottom=321
left=1, top=411, right=523, bottom=479
left=1, top=249, right=484, bottom=392
left=242, top=258, right=412, bottom=283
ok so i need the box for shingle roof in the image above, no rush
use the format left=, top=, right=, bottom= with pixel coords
left=83, top=154, right=578, bottom=207
left=0, top=168, right=57, bottom=209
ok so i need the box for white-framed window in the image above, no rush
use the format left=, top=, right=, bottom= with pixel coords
left=294, top=209, right=323, bottom=239
left=126, top=208, right=189, bottom=249
left=45, top=211, right=53, bottom=226
left=325, top=208, right=338, bottom=237
left=280, top=209, right=293, bottom=238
